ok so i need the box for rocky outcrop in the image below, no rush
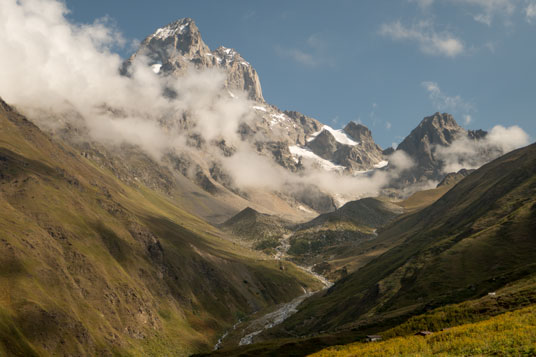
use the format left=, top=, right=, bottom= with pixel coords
left=395, top=112, right=467, bottom=184
left=127, top=18, right=264, bottom=101
left=283, top=110, right=323, bottom=145
left=307, top=130, right=339, bottom=161
left=436, top=168, right=474, bottom=187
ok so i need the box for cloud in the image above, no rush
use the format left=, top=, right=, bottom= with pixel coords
left=0, top=0, right=257, bottom=161
left=450, top=0, right=515, bottom=25
left=386, top=121, right=392, bottom=130
left=435, top=125, right=530, bottom=173
left=421, top=81, right=474, bottom=114
left=0, top=0, right=411, bottom=208
left=275, top=34, right=334, bottom=67
left=276, top=46, right=320, bottom=67
left=463, top=114, right=472, bottom=125
left=526, top=2, right=536, bottom=22
left=379, top=21, right=464, bottom=57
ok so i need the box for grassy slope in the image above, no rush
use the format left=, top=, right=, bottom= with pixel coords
left=0, top=99, right=322, bottom=356
left=205, top=260, right=536, bottom=357
left=312, top=275, right=536, bottom=356
left=311, top=305, right=536, bottom=356
left=268, top=142, right=536, bottom=339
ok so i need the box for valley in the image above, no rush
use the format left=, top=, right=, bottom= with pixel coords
left=0, top=2, right=535, bottom=356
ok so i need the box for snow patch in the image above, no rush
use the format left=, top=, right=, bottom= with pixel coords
left=252, top=105, right=267, bottom=112
left=307, top=125, right=359, bottom=146
left=150, top=63, right=162, bottom=74
left=289, top=146, right=345, bottom=172
left=271, top=113, right=286, bottom=120
left=269, top=113, right=290, bottom=126
left=298, top=205, right=314, bottom=213
left=374, top=160, right=388, bottom=168
left=153, top=22, right=190, bottom=40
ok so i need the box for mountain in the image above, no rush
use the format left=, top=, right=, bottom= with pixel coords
left=206, top=141, right=536, bottom=355
left=121, top=18, right=389, bottom=210
left=286, top=198, right=404, bottom=280
left=394, top=112, right=486, bottom=185
left=220, top=207, right=291, bottom=246
left=126, top=18, right=263, bottom=102
left=0, top=98, right=322, bottom=356
left=274, top=141, right=536, bottom=338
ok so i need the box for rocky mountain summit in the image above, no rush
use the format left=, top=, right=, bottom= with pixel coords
left=395, top=112, right=487, bottom=185
left=39, top=17, right=495, bottom=220
left=127, top=18, right=264, bottom=102
left=118, top=18, right=391, bottom=214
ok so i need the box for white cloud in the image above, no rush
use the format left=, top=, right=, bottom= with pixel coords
left=526, top=2, right=536, bottom=22
left=386, top=121, right=392, bottom=129
left=422, top=81, right=474, bottom=114
left=379, top=21, right=464, bottom=58
left=0, top=0, right=253, bottom=160
left=0, top=0, right=414, bottom=207
left=463, top=115, right=472, bottom=125
left=450, top=0, right=515, bottom=25
left=435, top=125, right=530, bottom=173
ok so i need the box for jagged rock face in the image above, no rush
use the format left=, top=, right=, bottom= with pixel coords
left=343, top=122, right=372, bottom=142
left=255, top=141, right=301, bottom=172
left=304, top=122, right=385, bottom=171
left=283, top=110, right=323, bottom=145
left=129, top=18, right=264, bottom=101
left=468, top=129, right=487, bottom=140
left=307, top=130, right=339, bottom=161
left=332, top=145, right=378, bottom=169
left=436, top=168, right=474, bottom=187
left=396, top=112, right=467, bottom=183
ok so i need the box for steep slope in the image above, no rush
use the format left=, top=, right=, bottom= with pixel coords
left=126, top=17, right=386, bottom=183
left=299, top=197, right=403, bottom=230
left=0, top=98, right=321, bottom=356
left=127, top=18, right=263, bottom=102
left=209, top=273, right=536, bottom=356
left=395, top=112, right=484, bottom=185
left=220, top=207, right=292, bottom=250
left=277, top=141, right=536, bottom=337
left=286, top=198, right=404, bottom=279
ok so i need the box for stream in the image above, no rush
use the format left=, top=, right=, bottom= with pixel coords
left=213, top=242, right=333, bottom=350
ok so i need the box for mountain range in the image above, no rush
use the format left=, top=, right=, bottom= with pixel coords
left=0, top=16, right=534, bottom=357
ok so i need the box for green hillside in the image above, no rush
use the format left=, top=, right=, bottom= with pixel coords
left=312, top=274, right=536, bottom=356
left=312, top=304, right=536, bottom=356
left=0, top=98, right=321, bottom=356
left=279, top=141, right=536, bottom=336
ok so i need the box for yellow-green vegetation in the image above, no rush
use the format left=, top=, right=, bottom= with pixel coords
left=396, top=184, right=453, bottom=213
left=311, top=305, right=536, bottom=356
left=0, top=99, right=321, bottom=356
left=273, top=142, right=536, bottom=339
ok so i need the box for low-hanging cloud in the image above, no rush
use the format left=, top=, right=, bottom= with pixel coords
left=1, top=0, right=529, bottom=211
left=0, top=0, right=253, bottom=159
left=435, top=125, right=530, bottom=173
left=0, top=0, right=409, bottom=206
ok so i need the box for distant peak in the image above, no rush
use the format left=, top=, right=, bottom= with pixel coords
left=152, top=18, right=198, bottom=40
left=343, top=121, right=373, bottom=142
left=419, top=112, right=459, bottom=129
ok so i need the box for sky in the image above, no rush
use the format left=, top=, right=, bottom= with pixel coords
left=38, top=0, right=536, bottom=148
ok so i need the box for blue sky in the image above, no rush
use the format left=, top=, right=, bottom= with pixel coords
left=64, top=0, right=536, bottom=148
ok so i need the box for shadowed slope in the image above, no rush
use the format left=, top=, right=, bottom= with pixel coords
left=0, top=98, right=321, bottom=356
